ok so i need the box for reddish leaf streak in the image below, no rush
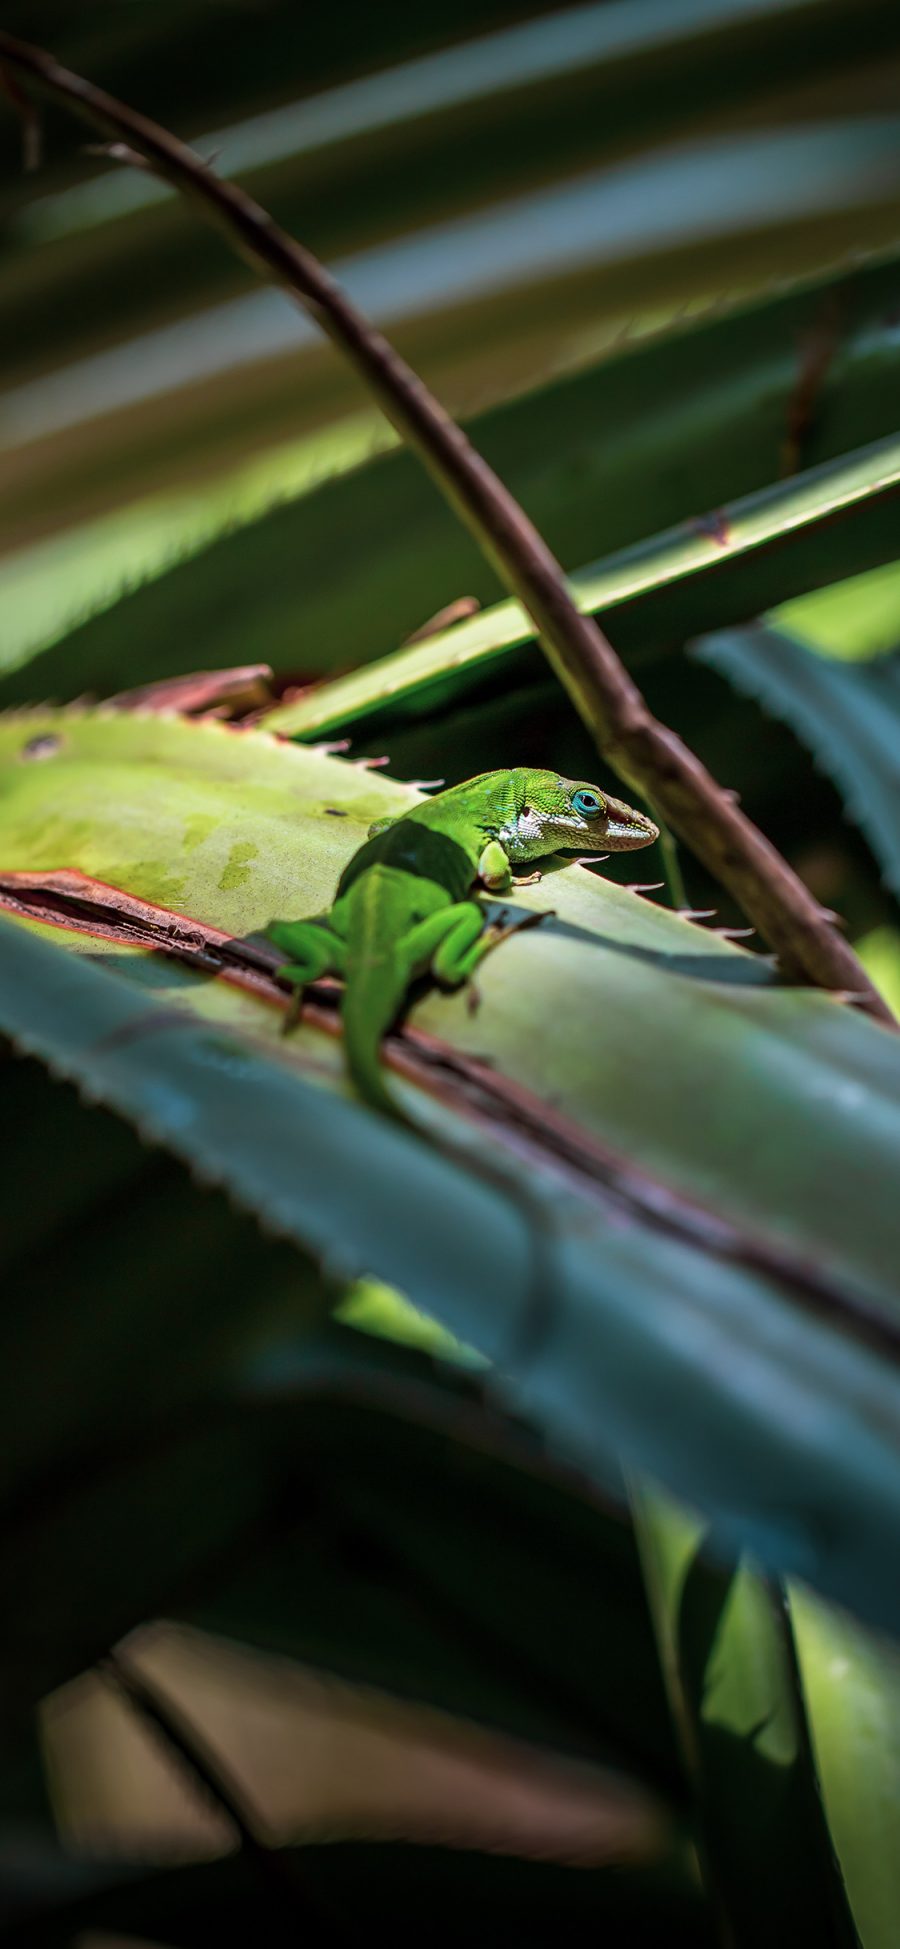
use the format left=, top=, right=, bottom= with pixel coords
left=110, top=664, right=274, bottom=718
left=692, top=509, right=732, bottom=548
left=0, top=869, right=284, bottom=1004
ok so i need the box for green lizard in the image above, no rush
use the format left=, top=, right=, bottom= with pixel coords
left=269, top=768, right=658, bottom=1118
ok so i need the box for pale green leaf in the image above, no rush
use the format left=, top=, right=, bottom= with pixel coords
left=0, top=713, right=899, bottom=1635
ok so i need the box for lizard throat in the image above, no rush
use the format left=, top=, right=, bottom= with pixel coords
left=498, top=809, right=546, bottom=859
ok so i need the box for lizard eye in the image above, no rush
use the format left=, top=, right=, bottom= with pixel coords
left=572, top=789, right=603, bottom=816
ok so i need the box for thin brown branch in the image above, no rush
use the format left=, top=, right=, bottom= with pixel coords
left=1, top=866, right=897, bottom=1363
left=0, top=55, right=41, bottom=168
left=0, top=29, right=892, bottom=1026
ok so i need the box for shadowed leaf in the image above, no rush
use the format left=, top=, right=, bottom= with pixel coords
left=693, top=625, right=900, bottom=900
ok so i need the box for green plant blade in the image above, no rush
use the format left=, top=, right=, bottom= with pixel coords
left=5, top=4, right=899, bottom=558
left=1, top=716, right=900, bottom=1637
left=0, top=1056, right=334, bottom=1496
left=261, top=430, right=900, bottom=740
left=6, top=248, right=900, bottom=709
left=0, top=1061, right=688, bottom=1812
left=267, top=428, right=900, bottom=739
left=0, top=1054, right=679, bottom=1783
left=791, top=1584, right=900, bottom=1949
left=693, top=625, right=900, bottom=900
left=0, top=710, right=895, bottom=1305
left=774, top=556, right=900, bottom=661
left=633, top=1485, right=859, bottom=1947
left=17, top=0, right=892, bottom=269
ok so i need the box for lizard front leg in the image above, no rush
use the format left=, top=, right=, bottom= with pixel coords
left=476, top=837, right=543, bottom=889
left=268, top=916, right=346, bottom=1032
left=477, top=838, right=513, bottom=893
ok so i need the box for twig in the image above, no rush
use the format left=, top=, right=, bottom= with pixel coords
left=0, top=54, right=41, bottom=168
left=0, top=28, right=892, bottom=1026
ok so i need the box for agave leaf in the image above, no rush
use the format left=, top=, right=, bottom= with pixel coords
left=6, top=250, right=900, bottom=708
left=266, top=429, right=900, bottom=740
left=774, top=557, right=900, bottom=662
left=0, top=1055, right=336, bottom=1494
left=692, top=624, right=900, bottom=899
left=790, top=1584, right=900, bottom=1949
left=15, top=0, right=895, bottom=281
left=0, top=1055, right=678, bottom=1786
left=5, top=80, right=899, bottom=546
left=0, top=1055, right=682, bottom=1799
left=0, top=714, right=900, bottom=1635
left=633, top=1485, right=859, bottom=1948
left=0, top=709, right=896, bottom=1306
left=0, top=413, right=386, bottom=699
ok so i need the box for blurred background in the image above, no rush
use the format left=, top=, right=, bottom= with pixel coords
left=3, top=2, right=900, bottom=1939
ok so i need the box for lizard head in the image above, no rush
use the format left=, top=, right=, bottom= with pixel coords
left=501, top=769, right=660, bottom=858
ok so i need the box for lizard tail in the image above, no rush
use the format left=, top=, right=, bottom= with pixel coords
left=340, top=970, right=409, bottom=1123
left=341, top=962, right=554, bottom=1342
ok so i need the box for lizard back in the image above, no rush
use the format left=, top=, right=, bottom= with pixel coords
left=336, top=817, right=477, bottom=905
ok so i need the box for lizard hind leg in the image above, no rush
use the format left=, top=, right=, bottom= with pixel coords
left=432, top=903, right=547, bottom=1006
left=428, top=903, right=495, bottom=987
left=408, top=901, right=536, bottom=993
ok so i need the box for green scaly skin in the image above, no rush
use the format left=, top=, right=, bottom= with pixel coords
left=268, top=767, right=659, bottom=1119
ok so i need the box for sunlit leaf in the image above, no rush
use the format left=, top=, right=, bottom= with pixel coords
left=773, top=557, right=900, bottom=662
left=791, top=1584, right=900, bottom=1949
left=857, top=927, right=900, bottom=1016
left=0, top=715, right=899, bottom=1638
left=266, top=430, right=900, bottom=741
left=634, top=1485, right=859, bottom=1948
